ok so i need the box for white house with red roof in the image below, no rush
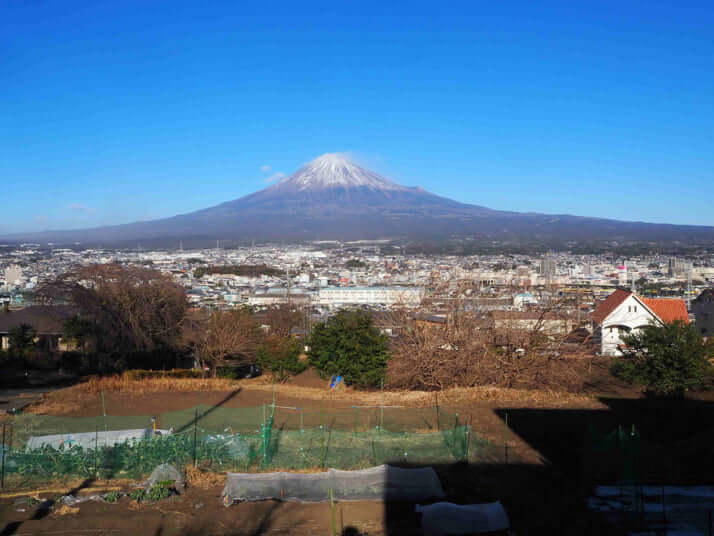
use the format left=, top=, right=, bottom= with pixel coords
left=590, top=288, right=689, bottom=356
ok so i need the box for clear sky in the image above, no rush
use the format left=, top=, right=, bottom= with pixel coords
left=2, top=0, right=713, bottom=233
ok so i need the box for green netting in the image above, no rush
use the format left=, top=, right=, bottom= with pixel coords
left=1, top=404, right=490, bottom=485
left=585, top=424, right=641, bottom=484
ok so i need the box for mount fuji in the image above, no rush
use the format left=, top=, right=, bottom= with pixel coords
left=5, top=153, right=714, bottom=248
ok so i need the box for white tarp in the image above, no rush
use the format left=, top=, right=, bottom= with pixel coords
left=222, top=464, right=445, bottom=504
left=27, top=428, right=171, bottom=450
left=416, top=501, right=510, bottom=536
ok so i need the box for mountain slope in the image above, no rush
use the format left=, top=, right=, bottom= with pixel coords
left=5, top=153, right=714, bottom=247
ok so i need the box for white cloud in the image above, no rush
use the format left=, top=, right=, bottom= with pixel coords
left=264, top=172, right=285, bottom=184
left=261, top=164, right=272, bottom=173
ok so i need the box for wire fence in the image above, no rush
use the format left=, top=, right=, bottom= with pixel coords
left=0, top=403, right=492, bottom=488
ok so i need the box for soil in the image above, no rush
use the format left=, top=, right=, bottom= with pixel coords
left=288, top=367, right=331, bottom=390
left=3, top=371, right=713, bottom=535
left=0, top=486, right=396, bottom=536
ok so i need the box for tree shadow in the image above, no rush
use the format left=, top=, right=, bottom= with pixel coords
left=383, top=395, right=714, bottom=535
left=0, top=476, right=96, bottom=536
left=174, top=388, right=242, bottom=434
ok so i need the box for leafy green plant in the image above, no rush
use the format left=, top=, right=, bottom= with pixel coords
left=104, top=491, right=121, bottom=503
left=129, top=488, right=146, bottom=502
left=26, top=496, right=40, bottom=507
left=147, top=480, right=174, bottom=501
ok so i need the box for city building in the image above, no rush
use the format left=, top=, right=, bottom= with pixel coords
left=692, top=289, right=714, bottom=337
left=317, top=286, right=423, bottom=308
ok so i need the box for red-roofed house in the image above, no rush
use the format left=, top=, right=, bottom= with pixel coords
left=590, top=289, right=689, bottom=356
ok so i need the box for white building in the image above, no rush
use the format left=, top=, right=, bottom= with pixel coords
left=317, top=286, right=423, bottom=308
left=590, top=289, right=689, bottom=356
left=3, top=265, right=23, bottom=287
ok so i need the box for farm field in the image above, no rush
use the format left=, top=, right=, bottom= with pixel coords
left=1, top=369, right=713, bottom=535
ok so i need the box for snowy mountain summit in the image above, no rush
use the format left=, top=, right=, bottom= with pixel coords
left=273, top=153, right=405, bottom=192
left=7, top=151, right=714, bottom=246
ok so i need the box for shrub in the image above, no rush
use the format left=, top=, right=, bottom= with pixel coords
left=147, top=480, right=174, bottom=501
left=104, top=491, right=121, bottom=503
left=308, top=310, right=389, bottom=388
left=124, top=369, right=204, bottom=380
left=129, top=488, right=146, bottom=502
left=611, top=320, right=713, bottom=396
left=256, top=335, right=307, bottom=381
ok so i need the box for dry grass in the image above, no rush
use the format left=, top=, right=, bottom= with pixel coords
left=77, top=374, right=245, bottom=395
left=53, top=504, right=80, bottom=516
left=184, top=465, right=225, bottom=489
left=26, top=371, right=603, bottom=418
left=239, top=381, right=600, bottom=409
left=68, top=372, right=597, bottom=407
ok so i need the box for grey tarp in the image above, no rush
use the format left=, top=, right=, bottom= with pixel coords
left=27, top=428, right=171, bottom=450
left=222, top=464, right=445, bottom=505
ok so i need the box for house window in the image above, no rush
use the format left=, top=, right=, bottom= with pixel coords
left=628, top=306, right=631, bottom=312
left=634, top=306, right=637, bottom=312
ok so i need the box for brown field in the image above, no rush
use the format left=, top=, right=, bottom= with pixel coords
left=2, top=368, right=712, bottom=535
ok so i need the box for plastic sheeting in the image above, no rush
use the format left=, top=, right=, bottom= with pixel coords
left=26, top=428, right=171, bottom=450
left=415, top=501, right=510, bottom=536
left=222, top=464, right=446, bottom=505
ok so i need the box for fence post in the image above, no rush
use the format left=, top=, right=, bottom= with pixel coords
left=101, top=390, right=107, bottom=432
left=1, top=423, right=6, bottom=489
left=300, top=409, right=304, bottom=434
left=380, top=379, right=384, bottom=432
left=504, top=411, right=509, bottom=464
left=435, top=393, right=440, bottom=431
left=94, top=426, right=99, bottom=478
left=330, top=487, right=337, bottom=536
left=193, top=408, right=198, bottom=467
left=465, top=416, right=472, bottom=462
left=354, top=407, right=359, bottom=437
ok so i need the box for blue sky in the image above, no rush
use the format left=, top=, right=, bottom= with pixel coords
left=2, top=0, right=713, bottom=233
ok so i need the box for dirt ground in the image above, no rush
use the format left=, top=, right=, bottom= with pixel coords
left=2, top=367, right=712, bottom=535
left=0, top=485, right=397, bottom=536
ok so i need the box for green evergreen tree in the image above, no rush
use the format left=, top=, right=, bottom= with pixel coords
left=9, top=323, right=37, bottom=358
left=308, top=310, right=389, bottom=388
left=611, top=320, right=712, bottom=396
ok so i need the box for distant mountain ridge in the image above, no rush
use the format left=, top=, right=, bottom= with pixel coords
left=4, top=153, right=714, bottom=248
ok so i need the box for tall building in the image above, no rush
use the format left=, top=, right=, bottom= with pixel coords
left=540, top=253, right=556, bottom=282
left=668, top=257, right=689, bottom=277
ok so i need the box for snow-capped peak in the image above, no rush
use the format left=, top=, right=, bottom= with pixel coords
left=275, top=153, right=404, bottom=191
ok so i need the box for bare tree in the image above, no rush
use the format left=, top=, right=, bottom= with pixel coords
left=386, top=275, right=594, bottom=391
left=194, top=308, right=260, bottom=373
left=36, top=263, right=188, bottom=355
left=258, top=304, right=308, bottom=338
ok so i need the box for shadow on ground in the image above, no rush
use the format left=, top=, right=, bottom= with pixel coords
left=382, top=396, right=714, bottom=535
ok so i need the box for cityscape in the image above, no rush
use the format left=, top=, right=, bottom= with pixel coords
left=2, top=1, right=714, bottom=535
